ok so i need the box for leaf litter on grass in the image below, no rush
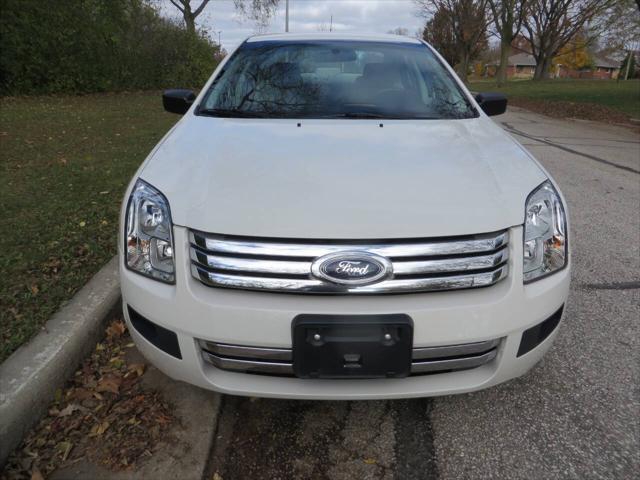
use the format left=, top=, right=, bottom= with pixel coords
left=1, top=319, right=175, bottom=480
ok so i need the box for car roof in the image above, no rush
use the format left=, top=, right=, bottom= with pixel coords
left=245, top=33, right=423, bottom=45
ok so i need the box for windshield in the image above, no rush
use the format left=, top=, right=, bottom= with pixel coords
left=199, top=40, right=477, bottom=119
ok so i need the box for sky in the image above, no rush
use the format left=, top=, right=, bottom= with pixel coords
left=159, top=0, right=426, bottom=52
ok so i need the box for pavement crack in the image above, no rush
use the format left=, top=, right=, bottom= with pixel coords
left=392, top=399, right=439, bottom=480
left=501, top=122, right=640, bottom=175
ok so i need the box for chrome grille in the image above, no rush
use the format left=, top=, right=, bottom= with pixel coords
left=189, top=230, right=509, bottom=294
left=199, top=339, right=501, bottom=376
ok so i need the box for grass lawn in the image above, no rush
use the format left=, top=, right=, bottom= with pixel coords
left=469, top=79, right=640, bottom=120
left=0, top=92, right=178, bottom=362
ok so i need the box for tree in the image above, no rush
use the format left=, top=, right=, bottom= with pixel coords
left=422, top=8, right=458, bottom=67
left=620, top=52, right=636, bottom=80
left=598, top=0, right=640, bottom=56
left=522, top=0, right=616, bottom=80
left=416, top=0, right=490, bottom=83
left=232, top=0, right=280, bottom=30
left=167, top=0, right=280, bottom=34
left=388, top=27, right=410, bottom=36
left=553, top=32, right=592, bottom=71
left=488, top=0, right=528, bottom=85
left=168, top=0, right=211, bottom=34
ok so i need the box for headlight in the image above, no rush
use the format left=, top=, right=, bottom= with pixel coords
left=523, top=181, right=567, bottom=283
left=125, top=179, right=175, bottom=283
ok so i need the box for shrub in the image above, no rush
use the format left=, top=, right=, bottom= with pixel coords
left=0, top=0, right=221, bottom=95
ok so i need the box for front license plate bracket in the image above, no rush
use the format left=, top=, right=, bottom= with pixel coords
left=292, top=314, right=413, bottom=379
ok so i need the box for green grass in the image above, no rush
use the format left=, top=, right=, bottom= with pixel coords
left=469, top=79, right=640, bottom=119
left=0, top=92, right=178, bottom=361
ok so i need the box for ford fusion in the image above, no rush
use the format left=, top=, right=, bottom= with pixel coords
left=120, top=34, right=569, bottom=399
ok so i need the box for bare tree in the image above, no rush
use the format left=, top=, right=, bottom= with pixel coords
left=599, top=0, right=640, bottom=55
left=167, top=0, right=280, bottom=34
left=488, top=0, right=528, bottom=85
left=168, top=0, right=211, bottom=34
left=388, top=27, right=410, bottom=36
left=416, top=0, right=491, bottom=83
left=522, top=0, right=617, bottom=80
left=233, top=0, right=281, bottom=30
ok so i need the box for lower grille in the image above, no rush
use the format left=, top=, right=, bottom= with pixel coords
left=199, top=339, right=500, bottom=377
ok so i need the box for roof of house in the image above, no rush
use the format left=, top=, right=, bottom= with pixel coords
left=488, top=53, right=536, bottom=67
left=591, top=55, right=619, bottom=69
left=507, top=53, right=537, bottom=66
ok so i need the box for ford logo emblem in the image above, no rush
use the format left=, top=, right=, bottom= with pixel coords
left=311, top=252, right=392, bottom=286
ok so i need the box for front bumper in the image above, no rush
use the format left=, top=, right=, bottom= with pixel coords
left=120, top=225, right=570, bottom=400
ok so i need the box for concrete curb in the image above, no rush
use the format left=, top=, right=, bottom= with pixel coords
left=0, top=256, right=120, bottom=465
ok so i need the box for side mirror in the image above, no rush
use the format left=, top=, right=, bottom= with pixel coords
left=163, top=89, right=196, bottom=114
left=474, top=92, right=508, bottom=116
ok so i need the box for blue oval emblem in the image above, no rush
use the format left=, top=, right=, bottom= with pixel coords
left=311, top=252, right=392, bottom=286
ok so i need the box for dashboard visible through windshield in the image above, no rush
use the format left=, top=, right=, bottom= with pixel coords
left=198, top=40, right=477, bottom=120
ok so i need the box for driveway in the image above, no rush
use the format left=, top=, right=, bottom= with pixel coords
left=49, top=108, right=640, bottom=480
left=206, top=108, right=640, bottom=480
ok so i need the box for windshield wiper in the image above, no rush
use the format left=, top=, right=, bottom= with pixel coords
left=327, top=112, right=386, bottom=119
left=197, top=108, right=268, bottom=118
left=326, top=112, right=442, bottom=120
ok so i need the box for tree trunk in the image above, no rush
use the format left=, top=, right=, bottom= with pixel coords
left=533, top=55, right=552, bottom=80
left=497, top=39, right=511, bottom=86
left=184, top=11, right=196, bottom=34
left=458, top=51, right=470, bottom=84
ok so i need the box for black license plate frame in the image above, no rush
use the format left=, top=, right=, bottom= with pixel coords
left=292, top=314, right=413, bottom=379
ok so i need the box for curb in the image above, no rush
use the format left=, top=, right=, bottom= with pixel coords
left=0, top=256, right=120, bottom=465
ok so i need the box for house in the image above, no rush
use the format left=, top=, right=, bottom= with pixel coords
left=486, top=53, right=537, bottom=79
left=556, top=55, right=620, bottom=79
left=486, top=52, right=621, bottom=80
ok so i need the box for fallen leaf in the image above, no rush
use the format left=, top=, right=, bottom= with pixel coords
left=96, top=375, right=121, bottom=394
left=56, top=440, right=73, bottom=461
left=363, top=458, right=377, bottom=465
left=106, top=320, right=126, bottom=338
left=31, top=466, right=44, bottom=480
left=89, top=421, right=110, bottom=437
left=109, top=357, right=125, bottom=369
left=29, top=284, right=39, bottom=295
left=70, top=388, right=93, bottom=401
left=212, top=473, right=223, bottom=480
left=79, top=221, right=86, bottom=227
left=155, top=413, right=171, bottom=425
left=128, top=363, right=145, bottom=377
left=57, top=404, right=80, bottom=417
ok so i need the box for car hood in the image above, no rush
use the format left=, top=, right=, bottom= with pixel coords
left=140, top=116, right=545, bottom=239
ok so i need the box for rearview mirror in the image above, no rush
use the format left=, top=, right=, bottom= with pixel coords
left=474, top=92, right=508, bottom=116
left=163, top=89, right=196, bottom=114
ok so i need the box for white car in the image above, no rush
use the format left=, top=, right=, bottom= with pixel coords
left=120, top=34, right=570, bottom=399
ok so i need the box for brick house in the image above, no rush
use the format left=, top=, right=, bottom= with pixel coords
left=487, top=53, right=620, bottom=80
left=486, top=53, right=537, bottom=79
left=555, top=56, right=620, bottom=79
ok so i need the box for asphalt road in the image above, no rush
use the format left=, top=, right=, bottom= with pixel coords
left=205, top=108, right=640, bottom=480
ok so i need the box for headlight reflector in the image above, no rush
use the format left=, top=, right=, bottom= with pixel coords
left=523, top=181, right=567, bottom=282
left=125, top=180, right=175, bottom=283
